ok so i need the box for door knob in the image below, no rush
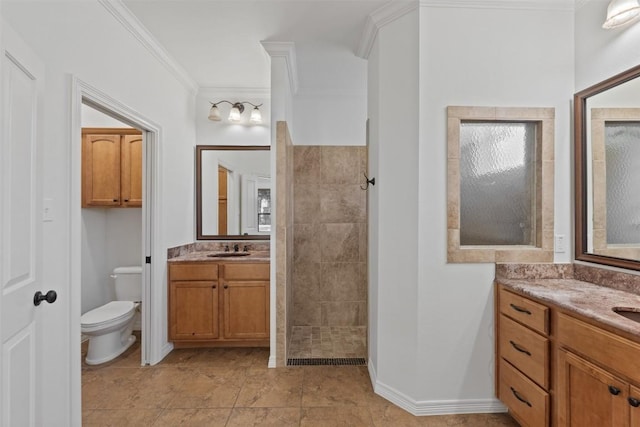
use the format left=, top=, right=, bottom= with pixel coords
left=34, top=290, right=57, bottom=306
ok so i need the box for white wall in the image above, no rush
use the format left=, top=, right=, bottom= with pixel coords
left=575, top=0, right=640, bottom=92
left=293, top=43, right=368, bottom=146
left=367, top=1, right=574, bottom=413
left=368, top=8, right=420, bottom=399
left=2, top=2, right=197, bottom=422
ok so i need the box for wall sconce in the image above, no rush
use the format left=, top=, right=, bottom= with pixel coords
left=208, top=100, right=263, bottom=124
left=603, top=0, right=640, bottom=29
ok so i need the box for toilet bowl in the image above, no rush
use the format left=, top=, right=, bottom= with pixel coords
left=81, top=266, right=142, bottom=365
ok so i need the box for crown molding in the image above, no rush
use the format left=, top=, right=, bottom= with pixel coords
left=260, top=41, right=299, bottom=95
left=198, top=86, right=271, bottom=99
left=356, top=1, right=418, bottom=59
left=419, top=0, right=575, bottom=11
left=98, top=0, right=199, bottom=94
left=356, top=0, right=576, bottom=59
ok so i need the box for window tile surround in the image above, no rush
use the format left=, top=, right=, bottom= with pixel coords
left=590, top=108, right=640, bottom=260
left=447, top=106, right=555, bottom=263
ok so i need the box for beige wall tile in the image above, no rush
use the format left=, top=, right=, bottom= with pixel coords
left=320, top=146, right=362, bottom=185
left=320, top=262, right=367, bottom=301
left=319, top=185, right=366, bottom=224
left=294, top=184, right=320, bottom=224
left=293, top=146, right=321, bottom=184
left=320, top=301, right=366, bottom=326
left=294, top=224, right=321, bottom=264
left=320, top=223, right=360, bottom=262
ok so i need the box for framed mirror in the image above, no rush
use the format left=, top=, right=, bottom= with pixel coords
left=575, top=64, right=640, bottom=270
left=196, top=145, right=271, bottom=240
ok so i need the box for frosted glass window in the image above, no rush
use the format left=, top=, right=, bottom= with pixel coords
left=605, top=122, right=640, bottom=244
left=459, top=122, right=537, bottom=246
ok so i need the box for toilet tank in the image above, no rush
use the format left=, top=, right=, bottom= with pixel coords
left=112, top=266, right=142, bottom=301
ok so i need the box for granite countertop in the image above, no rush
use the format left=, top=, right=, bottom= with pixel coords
left=497, top=276, right=640, bottom=339
left=168, top=250, right=270, bottom=263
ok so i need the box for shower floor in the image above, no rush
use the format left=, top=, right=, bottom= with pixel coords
left=288, top=326, right=366, bottom=359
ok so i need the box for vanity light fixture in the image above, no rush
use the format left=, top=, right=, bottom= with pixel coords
left=208, top=100, right=263, bottom=124
left=603, top=0, right=640, bottom=29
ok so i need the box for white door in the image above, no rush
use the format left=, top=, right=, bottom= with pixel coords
left=1, top=23, right=57, bottom=426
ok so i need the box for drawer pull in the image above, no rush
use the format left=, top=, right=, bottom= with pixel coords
left=509, top=340, right=531, bottom=356
left=609, top=385, right=621, bottom=396
left=510, top=387, right=532, bottom=407
left=510, top=303, right=532, bottom=315
left=629, top=397, right=640, bottom=407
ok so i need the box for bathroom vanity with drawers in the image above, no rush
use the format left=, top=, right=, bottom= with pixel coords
left=496, top=273, right=640, bottom=427
left=168, top=253, right=270, bottom=348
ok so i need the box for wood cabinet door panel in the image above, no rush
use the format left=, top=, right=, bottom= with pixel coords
left=82, top=134, right=121, bottom=206
left=121, top=134, right=143, bottom=207
left=557, top=350, right=629, bottom=427
left=223, top=281, right=269, bottom=339
left=224, top=263, right=270, bottom=280
left=170, top=263, right=218, bottom=281
left=170, top=281, right=219, bottom=340
left=630, top=385, right=640, bottom=427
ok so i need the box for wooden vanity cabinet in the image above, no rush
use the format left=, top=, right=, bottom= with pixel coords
left=496, top=287, right=551, bottom=427
left=168, top=261, right=269, bottom=347
left=221, top=263, right=270, bottom=340
left=169, top=263, right=219, bottom=340
left=556, top=313, right=640, bottom=427
left=82, top=128, right=142, bottom=208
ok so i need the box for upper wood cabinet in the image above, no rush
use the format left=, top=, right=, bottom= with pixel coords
left=82, top=128, right=142, bottom=208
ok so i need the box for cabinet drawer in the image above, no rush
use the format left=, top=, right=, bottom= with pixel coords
left=170, top=263, right=218, bottom=281
left=499, top=289, right=549, bottom=335
left=499, top=314, right=549, bottom=390
left=223, top=263, right=269, bottom=280
left=499, top=359, right=549, bottom=427
left=558, top=312, right=640, bottom=385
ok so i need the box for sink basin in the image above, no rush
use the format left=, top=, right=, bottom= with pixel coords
left=207, top=252, right=251, bottom=258
left=612, top=307, right=640, bottom=323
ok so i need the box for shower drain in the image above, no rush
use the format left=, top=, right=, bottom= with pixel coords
left=287, top=357, right=366, bottom=366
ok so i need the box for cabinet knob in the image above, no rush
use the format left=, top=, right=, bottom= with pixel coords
left=212, top=285, right=216, bottom=289
left=124, top=199, right=129, bottom=202
left=224, top=284, right=228, bottom=289
left=609, top=385, right=621, bottom=396
left=629, top=397, right=640, bottom=407
left=113, top=199, right=119, bottom=202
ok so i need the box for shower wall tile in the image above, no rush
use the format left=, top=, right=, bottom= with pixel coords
left=292, top=145, right=368, bottom=330
left=293, top=146, right=320, bottom=184
left=320, top=262, right=367, bottom=301
left=319, top=185, right=366, bottom=224
left=320, top=146, right=363, bottom=185
left=293, top=224, right=321, bottom=264
left=293, top=184, right=320, bottom=224
left=320, top=224, right=361, bottom=263
left=320, top=301, right=367, bottom=326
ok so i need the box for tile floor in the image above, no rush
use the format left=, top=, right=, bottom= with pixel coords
left=288, top=326, right=367, bottom=359
left=82, top=339, right=519, bottom=426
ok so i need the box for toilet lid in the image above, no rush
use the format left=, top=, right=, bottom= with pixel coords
left=81, top=301, right=134, bottom=327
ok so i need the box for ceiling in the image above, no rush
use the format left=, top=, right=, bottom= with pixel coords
left=123, top=0, right=388, bottom=90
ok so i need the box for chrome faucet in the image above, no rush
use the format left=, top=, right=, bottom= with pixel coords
left=233, top=243, right=239, bottom=252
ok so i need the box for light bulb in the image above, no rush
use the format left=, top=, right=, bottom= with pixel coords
left=208, top=104, right=221, bottom=121
left=250, top=107, right=262, bottom=124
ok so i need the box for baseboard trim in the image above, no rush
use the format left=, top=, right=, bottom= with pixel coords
left=368, top=358, right=507, bottom=416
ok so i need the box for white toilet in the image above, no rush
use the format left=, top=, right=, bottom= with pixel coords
left=81, top=266, right=142, bottom=365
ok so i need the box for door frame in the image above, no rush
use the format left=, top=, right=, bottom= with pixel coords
left=69, top=77, right=167, bottom=416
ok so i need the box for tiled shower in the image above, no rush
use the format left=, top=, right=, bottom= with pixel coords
left=287, top=145, right=368, bottom=359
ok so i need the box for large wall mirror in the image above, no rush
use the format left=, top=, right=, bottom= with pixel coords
left=196, top=145, right=271, bottom=240
left=575, top=64, right=640, bottom=270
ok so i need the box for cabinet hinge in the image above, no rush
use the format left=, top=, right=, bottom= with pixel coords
left=145, top=256, right=151, bottom=264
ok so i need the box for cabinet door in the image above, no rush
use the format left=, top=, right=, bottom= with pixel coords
left=557, top=350, right=629, bottom=427
left=170, top=281, right=219, bottom=340
left=82, top=134, right=121, bottom=207
left=121, top=134, right=143, bottom=207
left=222, top=280, right=269, bottom=339
left=630, top=385, right=640, bottom=427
